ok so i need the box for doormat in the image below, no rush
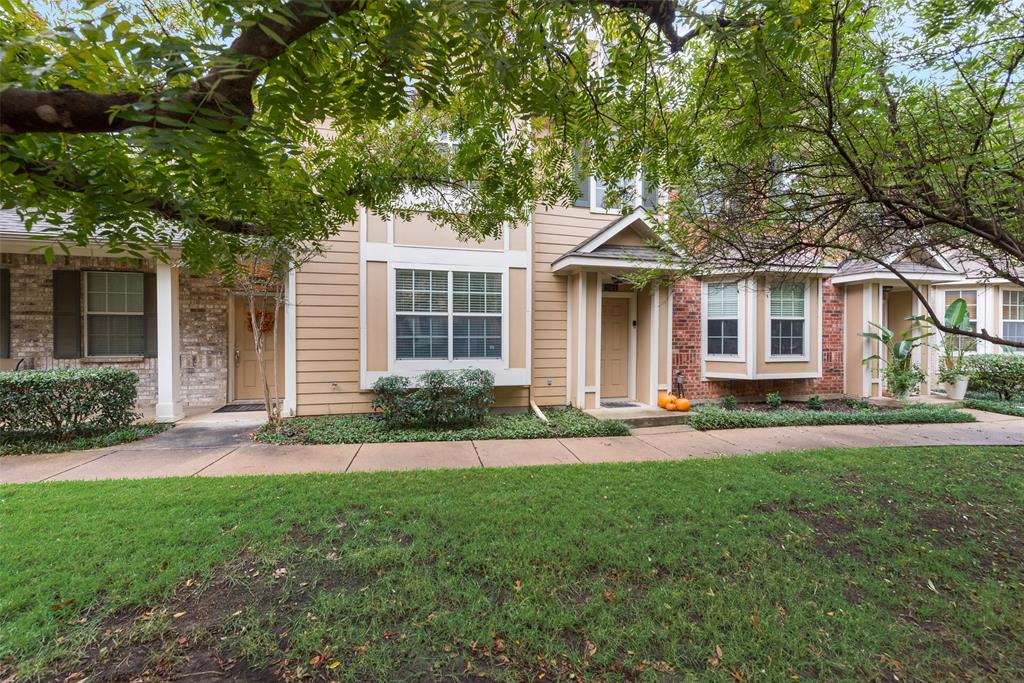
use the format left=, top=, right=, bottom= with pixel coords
left=213, top=403, right=265, bottom=413
left=601, top=401, right=641, bottom=409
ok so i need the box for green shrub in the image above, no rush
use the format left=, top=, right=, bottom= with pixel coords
left=962, top=354, right=1024, bottom=400
left=0, top=368, right=139, bottom=436
left=806, top=395, right=823, bottom=411
left=962, top=398, right=1024, bottom=417
left=720, top=395, right=737, bottom=410
left=883, top=363, right=925, bottom=400
left=255, top=407, right=628, bottom=445
left=846, top=397, right=869, bottom=410
left=372, top=369, right=495, bottom=428
left=689, top=405, right=973, bottom=431
left=370, top=374, right=410, bottom=426
left=765, top=392, right=782, bottom=409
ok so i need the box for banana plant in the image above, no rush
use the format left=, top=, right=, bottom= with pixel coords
left=910, top=298, right=973, bottom=382
left=859, top=320, right=932, bottom=399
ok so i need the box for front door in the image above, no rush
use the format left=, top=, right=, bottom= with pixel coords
left=233, top=296, right=284, bottom=401
left=601, top=296, right=630, bottom=398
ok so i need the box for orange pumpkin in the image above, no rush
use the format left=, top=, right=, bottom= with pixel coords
left=657, top=392, right=670, bottom=408
left=665, top=400, right=678, bottom=411
left=675, top=398, right=691, bottom=412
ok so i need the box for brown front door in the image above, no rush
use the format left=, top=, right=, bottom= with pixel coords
left=601, top=296, right=630, bottom=398
left=234, top=296, right=284, bottom=401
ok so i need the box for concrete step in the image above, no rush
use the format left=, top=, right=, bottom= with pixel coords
left=585, top=405, right=693, bottom=428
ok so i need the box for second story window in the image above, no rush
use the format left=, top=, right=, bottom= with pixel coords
left=575, top=172, right=657, bottom=212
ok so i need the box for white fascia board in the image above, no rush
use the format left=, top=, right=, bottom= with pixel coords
left=551, top=255, right=668, bottom=273
left=830, top=271, right=963, bottom=285
left=577, top=208, right=654, bottom=254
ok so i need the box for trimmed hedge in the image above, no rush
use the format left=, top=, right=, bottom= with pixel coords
left=688, top=405, right=974, bottom=431
left=963, top=398, right=1024, bottom=418
left=0, top=368, right=139, bottom=436
left=372, top=369, right=494, bottom=428
left=254, top=407, right=630, bottom=445
left=962, top=354, right=1024, bottom=400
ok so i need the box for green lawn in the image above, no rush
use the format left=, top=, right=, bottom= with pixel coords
left=3, top=446, right=1023, bottom=681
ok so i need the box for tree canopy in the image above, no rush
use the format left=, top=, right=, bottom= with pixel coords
left=2, top=0, right=1022, bottom=346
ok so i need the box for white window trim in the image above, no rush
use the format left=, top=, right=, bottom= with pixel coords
left=942, top=288, right=980, bottom=354
left=83, top=270, right=146, bottom=358
left=765, top=280, right=810, bottom=362
left=389, top=263, right=509, bottom=373
left=1001, top=288, right=1024, bottom=352
left=702, top=280, right=744, bottom=361
left=586, top=173, right=646, bottom=215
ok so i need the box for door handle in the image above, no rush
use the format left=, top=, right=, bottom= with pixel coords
left=234, top=348, right=240, bottom=366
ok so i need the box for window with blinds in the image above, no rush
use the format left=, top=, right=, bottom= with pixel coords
left=86, top=272, right=146, bottom=356
left=1002, top=290, right=1024, bottom=351
left=395, top=269, right=502, bottom=361
left=705, top=282, right=739, bottom=356
left=944, top=290, right=978, bottom=352
left=769, top=283, right=806, bottom=356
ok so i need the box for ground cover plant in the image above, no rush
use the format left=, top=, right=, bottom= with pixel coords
left=689, top=403, right=973, bottom=431
left=963, top=398, right=1024, bottom=418
left=0, top=423, right=167, bottom=456
left=254, top=407, right=629, bottom=445
left=3, top=446, right=1023, bottom=681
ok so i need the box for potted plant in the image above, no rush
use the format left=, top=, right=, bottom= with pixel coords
left=859, top=321, right=931, bottom=400
left=936, top=298, right=973, bottom=400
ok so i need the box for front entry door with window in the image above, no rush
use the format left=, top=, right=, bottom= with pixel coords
left=233, top=296, right=284, bottom=401
left=601, top=296, right=630, bottom=398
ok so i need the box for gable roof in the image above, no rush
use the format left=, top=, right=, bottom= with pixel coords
left=551, top=209, right=678, bottom=273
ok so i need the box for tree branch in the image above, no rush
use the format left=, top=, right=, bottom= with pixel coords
left=1, top=0, right=359, bottom=134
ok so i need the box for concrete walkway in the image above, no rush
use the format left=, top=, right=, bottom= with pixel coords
left=2, top=409, right=1022, bottom=484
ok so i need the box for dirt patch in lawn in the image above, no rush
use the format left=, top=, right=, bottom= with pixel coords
left=787, top=502, right=866, bottom=561
left=57, top=526, right=367, bottom=682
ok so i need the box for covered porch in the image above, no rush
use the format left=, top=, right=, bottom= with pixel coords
left=552, top=210, right=676, bottom=410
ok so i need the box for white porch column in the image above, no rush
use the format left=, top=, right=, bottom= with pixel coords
left=282, top=267, right=298, bottom=417
left=154, top=262, right=184, bottom=422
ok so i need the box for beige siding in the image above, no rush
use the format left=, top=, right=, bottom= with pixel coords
left=844, top=284, right=865, bottom=396
left=508, top=267, right=527, bottom=369
left=393, top=213, right=503, bottom=250
left=658, top=285, right=670, bottom=387
left=295, top=222, right=371, bottom=415
left=365, top=261, right=388, bottom=372
left=530, top=204, right=617, bottom=405
left=508, top=224, right=528, bottom=251
left=367, top=213, right=388, bottom=243
left=606, top=227, right=646, bottom=247
left=636, top=287, right=653, bottom=403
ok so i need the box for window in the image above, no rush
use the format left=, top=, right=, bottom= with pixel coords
left=944, top=290, right=978, bottom=352
left=1002, top=290, right=1024, bottom=351
left=574, top=171, right=656, bottom=211
left=453, top=272, right=502, bottom=359
left=769, top=282, right=806, bottom=357
left=395, top=269, right=448, bottom=359
left=705, top=282, right=739, bottom=356
left=395, top=269, right=502, bottom=361
left=85, top=272, right=146, bottom=356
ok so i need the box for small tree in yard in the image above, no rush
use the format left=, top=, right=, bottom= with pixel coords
left=221, top=238, right=322, bottom=426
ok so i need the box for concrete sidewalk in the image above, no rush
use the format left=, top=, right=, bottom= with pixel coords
left=2, top=409, right=1022, bottom=484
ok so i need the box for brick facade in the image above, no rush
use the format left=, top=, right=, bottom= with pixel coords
left=671, top=277, right=845, bottom=401
left=1, top=252, right=228, bottom=408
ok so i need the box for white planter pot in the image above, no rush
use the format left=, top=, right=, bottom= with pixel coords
left=944, top=375, right=970, bottom=401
